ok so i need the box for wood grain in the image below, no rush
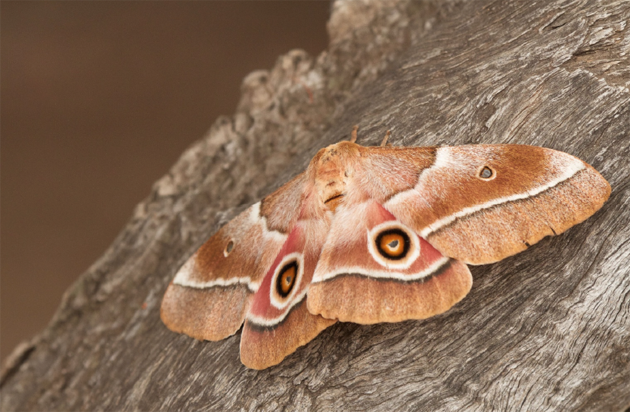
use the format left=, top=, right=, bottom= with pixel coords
left=2, top=0, right=629, bottom=411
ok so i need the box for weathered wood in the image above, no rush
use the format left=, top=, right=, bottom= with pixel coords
left=2, top=0, right=629, bottom=411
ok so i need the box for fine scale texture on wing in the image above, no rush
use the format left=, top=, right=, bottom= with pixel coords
left=308, top=201, right=472, bottom=324
left=381, top=145, right=611, bottom=264
left=240, top=216, right=335, bottom=370
left=160, top=173, right=306, bottom=341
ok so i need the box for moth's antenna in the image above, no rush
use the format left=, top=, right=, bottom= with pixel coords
left=350, top=125, right=359, bottom=143
left=380, top=130, right=391, bottom=147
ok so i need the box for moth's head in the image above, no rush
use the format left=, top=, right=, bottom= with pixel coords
left=312, top=141, right=362, bottom=212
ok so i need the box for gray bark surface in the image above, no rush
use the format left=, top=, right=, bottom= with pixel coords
left=2, top=1, right=629, bottom=411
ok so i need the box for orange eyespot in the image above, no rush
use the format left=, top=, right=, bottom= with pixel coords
left=224, top=240, right=234, bottom=257
left=478, top=166, right=495, bottom=180
left=375, top=228, right=410, bottom=260
left=281, top=267, right=295, bottom=294
left=380, top=233, right=405, bottom=257
left=276, top=261, right=298, bottom=298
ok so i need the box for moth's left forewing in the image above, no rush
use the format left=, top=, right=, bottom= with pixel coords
left=383, top=145, right=611, bottom=264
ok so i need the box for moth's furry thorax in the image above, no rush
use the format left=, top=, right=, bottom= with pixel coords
left=312, top=141, right=362, bottom=211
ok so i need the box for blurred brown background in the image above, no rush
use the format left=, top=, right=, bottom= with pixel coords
left=1, top=1, right=329, bottom=361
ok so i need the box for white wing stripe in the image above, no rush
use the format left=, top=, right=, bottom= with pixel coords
left=419, top=161, right=585, bottom=238
left=312, top=256, right=450, bottom=284
left=246, top=289, right=308, bottom=328
left=251, top=201, right=288, bottom=243
left=173, top=259, right=261, bottom=292
left=173, top=276, right=260, bottom=293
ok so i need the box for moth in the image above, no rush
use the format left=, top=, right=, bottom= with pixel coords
left=161, top=127, right=610, bottom=370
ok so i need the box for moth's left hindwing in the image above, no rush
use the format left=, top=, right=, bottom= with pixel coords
left=307, top=200, right=472, bottom=324
left=160, top=173, right=307, bottom=342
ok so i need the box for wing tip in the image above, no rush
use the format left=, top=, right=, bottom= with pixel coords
left=426, top=158, right=611, bottom=265
left=160, top=282, right=249, bottom=342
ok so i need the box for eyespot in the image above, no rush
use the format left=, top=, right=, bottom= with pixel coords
left=367, top=222, right=420, bottom=270
left=478, top=165, right=496, bottom=180
left=223, top=240, right=234, bottom=257
left=269, top=252, right=304, bottom=309
left=375, top=229, right=410, bottom=260
left=276, top=261, right=298, bottom=298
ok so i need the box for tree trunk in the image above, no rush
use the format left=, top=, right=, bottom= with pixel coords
left=2, top=1, right=629, bottom=411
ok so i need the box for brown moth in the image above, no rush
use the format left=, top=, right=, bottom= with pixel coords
left=161, top=128, right=611, bottom=370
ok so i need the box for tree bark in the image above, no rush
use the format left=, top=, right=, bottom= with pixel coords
left=2, top=1, right=629, bottom=411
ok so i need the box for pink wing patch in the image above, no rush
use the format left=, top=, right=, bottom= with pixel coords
left=240, top=218, right=335, bottom=370
left=307, top=201, right=472, bottom=324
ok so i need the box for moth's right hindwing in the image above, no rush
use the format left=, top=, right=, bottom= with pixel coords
left=240, top=217, right=336, bottom=370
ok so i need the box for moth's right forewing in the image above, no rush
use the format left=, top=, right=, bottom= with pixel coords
left=161, top=173, right=307, bottom=341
